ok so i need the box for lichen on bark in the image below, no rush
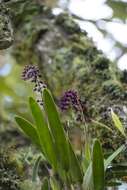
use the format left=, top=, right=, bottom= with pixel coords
left=0, top=149, right=21, bottom=190
left=0, top=3, right=13, bottom=49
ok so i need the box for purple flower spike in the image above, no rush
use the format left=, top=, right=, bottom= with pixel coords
left=59, top=90, right=79, bottom=111
left=59, top=90, right=90, bottom=122
left=22, top=65, right=47, bottom=107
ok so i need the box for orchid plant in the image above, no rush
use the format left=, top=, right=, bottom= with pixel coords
left=15, top=65, right=126, bottom=190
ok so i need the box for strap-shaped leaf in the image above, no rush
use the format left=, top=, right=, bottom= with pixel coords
left=111, top=109, right=126, bottom=138
left=43, top=89, right=69, bottom=171
left=83, top=162, right=93, bottom=190
left=29, top=97, right=57, bottom=170
left=32, top=155, right=42, bottom=182
left=82, top=142, right=91, bottom=175
left=105, top=145, right=125, bottom=170
left=69, top=142, right=83, bottom=183
left=50, top=177, right=61, bottom=190
left=41, top=178, right=50, bottom=190
left=83, top=144, right=125, bottom=190
left=15, top=116, right=40, bottom=147
left=92, top=139, right=105, bottom=190
left=84, top=141, right=91, bottom=168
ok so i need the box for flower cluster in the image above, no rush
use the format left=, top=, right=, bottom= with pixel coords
left=59, top=90, right=79, bottom=111
left=22, top=65, right=40, bottom=82
left=22, top=65, right=46, bottom=106
left=59, top=90, right=89, bottom=122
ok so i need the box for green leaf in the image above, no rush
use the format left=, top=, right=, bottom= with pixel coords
left=43, top=89, right=69, bottom=171
left=85, top=141, right=91, bottom=165
left=41, top=178, right=50, bottom=190
left=82, top=141, right=91, bottom=174
left=15, top=116, right=40, bottom=147
left=92, top=139, right=105, bottom=190
left=106, top=181, right=122, bottom=187
left=105, top=145, right=125, bottom=170
left=83, top=143, right=125, bottom=190
left=82, top=157, right=89, bottom=174
left=92, top=119, right=114, bottom=133
left=29, top=97, right=57, bottom=170
left=68, top=142, right=83, bottom=183
left=50, top=177, right=61, bottom=190
left=32, top=155, right=42, bottom=182
left=83, top=163, right=93, bottom=190
left=111, top=109, right=126, bottom=138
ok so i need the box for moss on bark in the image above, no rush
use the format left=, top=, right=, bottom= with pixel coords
left=0, top=3, right=13, bottom=49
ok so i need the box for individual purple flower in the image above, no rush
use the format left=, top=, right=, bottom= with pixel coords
left=21, top=65, right=40, bottom=82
